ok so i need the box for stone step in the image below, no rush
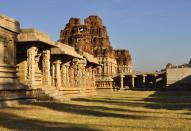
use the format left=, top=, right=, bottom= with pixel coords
left=0, top=96, right=36, bottom=107
left=34, top=86, right=64, bottom=101
left=46, top=92, right=64, bottom=98
left=0, top=96, right=34, bottom=101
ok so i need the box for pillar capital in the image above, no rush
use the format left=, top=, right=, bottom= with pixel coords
left=53, top=59, right=62, bottom=64
left=120, top=74, right=125, bottom=78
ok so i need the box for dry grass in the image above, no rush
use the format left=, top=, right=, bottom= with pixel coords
left=0, top=90, right=191, bottom=131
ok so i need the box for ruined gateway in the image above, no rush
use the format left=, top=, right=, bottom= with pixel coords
left=59, top=16, right=132, bottom=89
left=0, top=14, right=132, bottom=106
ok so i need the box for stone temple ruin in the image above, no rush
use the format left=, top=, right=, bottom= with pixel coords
left=1, top=13, right=191, bottom=107
left=0, top=14, right=132, bottom=106
left=59, top=16, right=132, bottom=89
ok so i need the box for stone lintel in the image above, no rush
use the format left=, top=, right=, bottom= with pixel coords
left=17, top=28, right=55, bottom=47
left=51, top=42, right=83, bottom=59
left=83, top=52, right=99, bottom=65
left=0, top=14, right=20, bottom=33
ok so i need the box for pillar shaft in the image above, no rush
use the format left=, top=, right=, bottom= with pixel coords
left=54, top=60, right=62, bottom=89
left=27, top=46, right=37, bottom=87
left=65, top=63, right=70, bottom=88
left=51, top=64, right=55, bottom=86
left=142, top=75, right=146, bottom=88
left=42, top=49, right=51, bottom=86
left=132, top=76, right=135, bottom=88
left=120, top=74, right=124, bottom=89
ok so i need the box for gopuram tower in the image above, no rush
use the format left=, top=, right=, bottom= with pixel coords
left=59, top=16, right=132, bottom=89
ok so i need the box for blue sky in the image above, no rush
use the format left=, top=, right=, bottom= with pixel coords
left=1, top=0, right=191, bottom=71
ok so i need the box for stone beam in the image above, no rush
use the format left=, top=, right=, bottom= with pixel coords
left=17, top=28, right=55, bottom=47
left=0, top=15, right=20, bottom=33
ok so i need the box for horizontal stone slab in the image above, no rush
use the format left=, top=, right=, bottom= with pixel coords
left=0, top=14, right=20, bottom=33
left=17, top=28, right=56, bottom=47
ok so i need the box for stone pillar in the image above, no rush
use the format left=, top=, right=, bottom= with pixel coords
left=142, top=75, right=146, bottom=88
left=77, top=59, right=86, bottom=88
left=120, top=74, right=124, bottom=89
left=103, top=62, right=107, bottom=74
left=42, top=49, right=51, bottom=86
left=85, top=68, right=89, bottom=88
left=65, top=62, right=70, bottom=88
left=89, top=67, right=92, bottom=88
left=92, top=68, right=96, bottom=88
left=69, top=63, right=75, bottom=88
left=54, top=60, right=62, bottom=89
left=70, top=59, right=78, bottom=88
left=131, top=75, right=135, bottom=88
left=51, top=63, right=55, bottom=86
left=61, top=64, right=67, bottom=88
left=27, top=46, right=38, bottom=87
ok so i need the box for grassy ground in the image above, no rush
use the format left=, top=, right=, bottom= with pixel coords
left=0, top=90, right=191, bottom=131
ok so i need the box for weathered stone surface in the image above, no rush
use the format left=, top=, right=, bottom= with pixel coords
left=17, top=29, right=55, bottom=88
left=1, top=13, right=133, bottom=104
left=16, top=27, right=98, bottom=100
left=51, top=42, right=83, bottom=58
left=0, top=15, right=36, bottom=107
left=166, top=68, right=191, bottom=86
left=0, top=15, right=21, bottom=89
left=59, top=15, right=132, bottom=89
left=17, top=28, right=55, bottom=46
left=0, top=15, right=20, bottom=33
left=166, top=59, right=191, bottom=69
left=114, top=49, right=132, bottom=73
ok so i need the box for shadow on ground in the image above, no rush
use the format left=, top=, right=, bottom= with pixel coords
left=0, top=101, right=148, bottom=130
left=143, top=90, right=191, bottom=110
left=31, top=102, right=147, bottom=120
left=0, top=112, right=98, bottom=131
left=72, top=90, right=191, bottom=111
left=143, top=75, right=191, bottom=110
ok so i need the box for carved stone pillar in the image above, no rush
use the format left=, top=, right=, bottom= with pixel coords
left=61, top=64, right=67, bottom=88
left=27, top=46, right=38, bottom=87
left=103, top=62, right=107, bottom=74
left=54, top=60, right=62, bottom=89
left=77, top=60, right=83, bottom=88
left=89, top=67, right=93, bottom=87
left=65, top=63, right=70, bottom=88
left=74, top=64, right=78, bottom=88
left=42, top=49, right=51, bottom=86
left=84, top=68, right=88, bottom=88
left=69, top=59, right=78, bottom=88
left=92, top=68, right=96, bottom=88
left=51, top=63, right=55, bottom=86
left=69, top=66, right=74, bottom=88
left=86, top=67, right=92, bottom=88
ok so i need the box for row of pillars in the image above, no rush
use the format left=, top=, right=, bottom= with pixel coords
left=120, top=74, right=157, bottom=89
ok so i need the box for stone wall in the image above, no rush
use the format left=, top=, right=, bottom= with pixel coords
left=166, top=68, right=191, bottom=86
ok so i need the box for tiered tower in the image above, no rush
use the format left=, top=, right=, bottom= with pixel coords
left=59, top=16, right=132, bottom=89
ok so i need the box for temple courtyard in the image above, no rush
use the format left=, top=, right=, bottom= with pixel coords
left=0, top=90, right=191, bottom=131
